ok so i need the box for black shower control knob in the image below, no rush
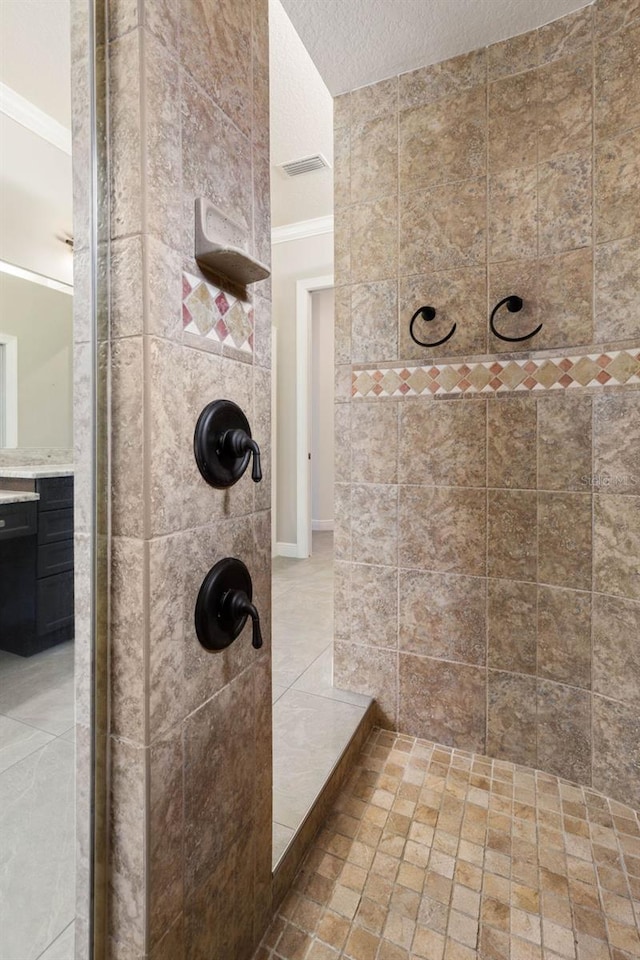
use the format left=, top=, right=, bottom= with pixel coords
left=194, top=399, right=262, bottom=488
left=195, top=557, right=263, bottom=651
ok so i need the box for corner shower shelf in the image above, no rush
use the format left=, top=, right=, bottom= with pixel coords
left=194, top=197, right=270, bottom=286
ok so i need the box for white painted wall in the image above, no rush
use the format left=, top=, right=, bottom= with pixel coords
left=0, top=271, right=73, bottom=447
left=273, top=230, right=333, bottom=546
left=269, top=0, right=334, bottom=228
left=311, top=287, right=334, bottom=529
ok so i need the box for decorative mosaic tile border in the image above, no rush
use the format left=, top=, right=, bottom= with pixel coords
left=352, top=349, right=640, bottom=398
left=182, top=272, right=254, bottom=355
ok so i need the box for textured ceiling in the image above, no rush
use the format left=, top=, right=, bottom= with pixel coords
left=280, top=0, right=593, bottom=95
left=0, top=0, right=71, bottom=126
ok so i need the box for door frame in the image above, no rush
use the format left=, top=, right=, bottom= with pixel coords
left=295, top=274, right=334, bottom=558
left=0, top=332, right=18, bottom=447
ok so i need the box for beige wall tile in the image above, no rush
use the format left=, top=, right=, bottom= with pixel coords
left=181, top=72, right=253, bottom=251
left=537, top=585, right=591, bottom=688
left=399, top=87, right=486, bottom=193
left=488, top=397, right=537, bottom=490
left=537, top=5, right=593, bottom=63
left=350, top=564, right=399, bottom=649
left=594, top=23, right=640, bottom=139
left=399, top=49, right=486, bottom=110
left=537, top=680, right=592, bottom=784
left=536, top=247, right=593, bottom=349
left=351, top=280, right=398, bottom=363
left=538, top=152, right=592, bottom=255
left=592, top=695, right=640, bottom=805
left=109, top=738, right=147, bottom=950
left=399, top=486, right=487, bottom=576
left=488, top=71, right=537, bottom=174
left=144, top=35, right=181, bottom=242
left=352, top=483, right=398, bottom=566
left=351, top=76, right=398, bottom=123
left=185, top=828, right=256, bottom=960
left=111, top=236, right=144, bottom=338
left=351, top=114, right=398, bottom=203
left=399, top=179, right=486, bottom=275
left=594, top=0, right=640, bottom=38
left=594, top=235, right=640, bottom=342
left=111, top=537, right=146, bottom=742
left=595, top=127, right=640, bottom=243
left=537, top=395, right=592, bottom=492
left=352, top=402, right=398, bottom=484
left=111, top=337, right=145, bottom=538
left=334, top=404, right=351, bottom=483
left=334, top=483, right=352, bottom=561
left=592, top=593, right=640, bottom=707
left=489, top=166, right=538, bottom=262
left=146, top=237, right=183, bottom=340
left=109, top=31, right=142, bottom=238
left=148, top=338, right=187, bottom=537
left=334, top=560, right=351, bottom=641
left=594, top=494, right=640, bottom=600
left=594, top=394, right=640, bottom=495
left=487, top=671, right=537, bottom=766
left=537, top=50, right=593, bottom=162
left=399, top=400, right=486, bottom=488
left=180, top=0, right=252, bottom=137
left=538, top=492, right=592, bottom=590
left=488, top=491, right=538, bottom=582
left=148, top=533, right=186, bottom=739
left=487, top=579, right=537, bottom=675
left=399, top=570, right=486, bottom=664
left=487, top=32, right=538, bottom=79
left=398, top=268, right=487, bottom=360
left=334, top=92, right=351, bottom=131
left=334, top=642, right=398, bottom=726
left=149, top=734, right=184, bottom=948
left=351, top=197, right=398, bottom=283
left=333, top=121, right=351, bottom=210
left=399, top=655, right=486, bottom=752
left=184, top=670, right=256, bottom=889
left=334, top=285, right=351, bottom=364
left=149, top=915, right=184, bottom=960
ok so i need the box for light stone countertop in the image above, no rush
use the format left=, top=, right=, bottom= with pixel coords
left=0, top=490, right=40, bottom=504
left=0, top=465, right=74, bottom=480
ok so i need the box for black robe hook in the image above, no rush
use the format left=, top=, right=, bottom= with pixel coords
left=409, top=305, right=456, bottom=349
left=490, top=295, right=542, bottom=343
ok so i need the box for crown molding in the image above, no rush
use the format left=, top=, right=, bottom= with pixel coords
left=0, top=83, right=72, bottom=155
left=271, top=215, right=334, bottom=245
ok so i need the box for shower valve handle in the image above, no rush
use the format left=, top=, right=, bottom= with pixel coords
left=222, top=588, right=263, bottom=649
left=220, top=429, right=262, bottom=483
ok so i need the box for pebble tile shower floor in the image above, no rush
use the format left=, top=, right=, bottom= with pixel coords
left=256, top=729, right=640, bottom=960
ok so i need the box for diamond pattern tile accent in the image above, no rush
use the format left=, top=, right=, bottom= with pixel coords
left=182, top=271, right=253, bottom=354
left=351, top=351, right=640, bottom=398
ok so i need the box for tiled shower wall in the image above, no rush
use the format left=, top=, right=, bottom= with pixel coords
left=333, top=0, right=640, bottom=808
left=105, top=0, right=272, bottom=957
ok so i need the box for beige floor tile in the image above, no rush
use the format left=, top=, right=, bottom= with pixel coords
left=254, top=729, right=640, bottom=960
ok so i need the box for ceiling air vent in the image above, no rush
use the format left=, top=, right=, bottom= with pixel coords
left=279, top=153, right=331, bottom=177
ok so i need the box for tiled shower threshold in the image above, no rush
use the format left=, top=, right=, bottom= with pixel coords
left=272, top=533, right=373, bottom=869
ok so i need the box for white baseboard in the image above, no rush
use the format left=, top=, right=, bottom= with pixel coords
left=312, top=520, right=334, bottom=531
left=276, top=542, right=301, bottom=558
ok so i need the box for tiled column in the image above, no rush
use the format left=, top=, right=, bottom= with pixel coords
left=104, top=1, right=273, bottom=957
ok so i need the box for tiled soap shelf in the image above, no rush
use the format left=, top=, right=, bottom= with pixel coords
left=194, top=197, right=269, bottom=286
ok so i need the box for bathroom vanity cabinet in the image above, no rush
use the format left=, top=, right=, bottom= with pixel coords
left=0, top=475, right=74, bottom=656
